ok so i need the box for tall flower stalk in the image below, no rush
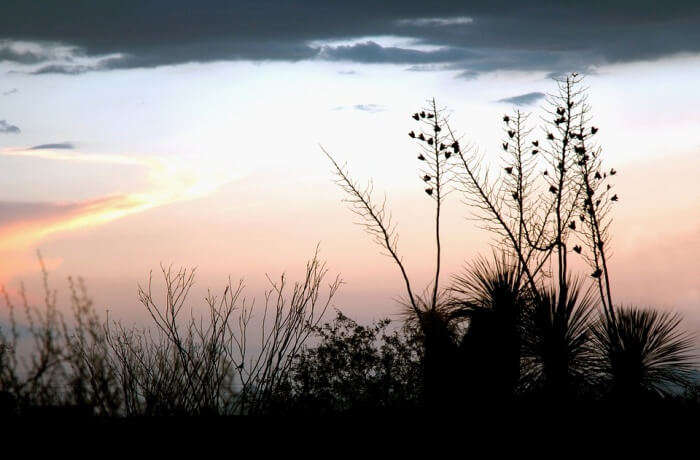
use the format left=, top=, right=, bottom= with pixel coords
left=409, top=98, right=454, bottom=311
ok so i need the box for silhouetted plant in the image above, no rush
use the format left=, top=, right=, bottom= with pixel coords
left=521, top=276, right=596, bottom=398
left=105, top=248, right=341, bottom=415
left=61, top=276, right=121, bottom=415
left=0, top=256, right=119, bottom=416
left=590, top=306, right=696, bottom=400
left=322, top=76, right=699, bottom=409
left=270, top=310, right=422, bottom=414
left=538, top=74, right=586, bottom=293
left=322, top=148, right=419, bottom=315
left=106, top=265, right=237, bottom=415
left=450, top=253, right=524, bottom=402
left=447, top=110, right=545, bottom=297
left=322, top=98, right=453, bottom=319
left=498, top=110, right=551, bottom=283
left=568, top=94, right=617, bottom=320
left=446, top=74, right=620, bottom=316
left=402, top=293, right=461, bottom=407
left=537, top=74, right=619, bottom=320
left=323, top=99, right=458, bottom=407
left=1, top=249, right=341, bottom=416
left=410, top=99, right=456, bottom=311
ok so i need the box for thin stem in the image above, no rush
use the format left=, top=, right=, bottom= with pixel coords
left=431, top=98, right=442, bottom=311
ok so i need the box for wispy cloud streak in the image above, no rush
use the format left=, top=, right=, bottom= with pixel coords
left=0, top=146, right=233, bottom=255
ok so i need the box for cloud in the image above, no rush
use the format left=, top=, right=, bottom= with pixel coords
left=31, top=64, right=96, bottom=75
left=406, top=64, right=450, bottom=72
left=27, top=43, right=316, bottom=74
left=0, top=200, right=86, bottom=228
left=318, top=41, right=473, bottom=64
left=353, top=104, right=386, bottom=113
left=0, top=44, right=50, bottom=64
left=29, top=142, right=75, bottom=150
left=2, top=88, right=18, bottom=96
left=0, top=120, right=20, bottom=134
left=0, top=39, right=79, bottom=65
left=0, top=195, right=153, bottom=252
left=333, top=104, right=386, bottom=113
left=395, top=17, right=473, bottom=27
left=0, top=2, right=699, bottom=76
left=0, top=146, right=234, bottom=252
left=455, top=69, right=479, bottom=80
left=496, top=92, right=546, bottom=106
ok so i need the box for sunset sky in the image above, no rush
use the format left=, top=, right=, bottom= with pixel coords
left=0, top=2, right=699, bottom=335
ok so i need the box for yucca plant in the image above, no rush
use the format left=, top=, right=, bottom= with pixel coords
left=450, top=253, right=524, bottom=401
left=522, top=276, right=596, bottom=398
left=323, top=99, right=458, bottom=408
left=402, top=294, right=460, bottom=407
left=591, top=306, right=696, bottom=400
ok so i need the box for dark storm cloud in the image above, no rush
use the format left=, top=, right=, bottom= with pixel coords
left=29, top=142, right=75, bottom=150
left=30, top=42, right=318, bottom=74
left=497, top=92, right=546, bottom=106
left=0, top=120, right=20, bottom=134
left=319, top=41, right=474, bottom=64
left=1, top=1, right=699, bottom=75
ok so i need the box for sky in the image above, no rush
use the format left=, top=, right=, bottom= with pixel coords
left=0, top=2, right=699, bottom=335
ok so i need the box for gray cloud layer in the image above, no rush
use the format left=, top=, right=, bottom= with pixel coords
left=0, top=120, right=20, bottom=134
left=1, top=1, right=699, bottom=76
left=497, top=92, right=546, bottom=106
left=29, top=142, right=75, bottom=150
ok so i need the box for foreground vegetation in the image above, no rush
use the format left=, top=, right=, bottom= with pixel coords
left=1, top=74, right=697, bottom=417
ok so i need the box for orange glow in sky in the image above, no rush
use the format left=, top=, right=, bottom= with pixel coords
left=0, top=147, right=234, bottom=284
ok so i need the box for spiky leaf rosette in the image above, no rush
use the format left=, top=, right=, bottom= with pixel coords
left=521, top=276, right=596, bottom=395
left=591, top=306, right=696, bottom=398
left=449, top=253, right=524, bottom=398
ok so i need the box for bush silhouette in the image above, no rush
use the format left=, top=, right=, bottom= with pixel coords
left=269, top=311, right=422, bottom=414
left=591, top=306, right=696, bottom=401
left=450, top=254, right=523, bottom=404
left=522, top=276, right=596, bottom=399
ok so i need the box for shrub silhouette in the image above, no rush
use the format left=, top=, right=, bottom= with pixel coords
left=1, top=249, right=342, bottom=416
left=0, top=258, right=119, bottom=416
left=269, top=311, right=422, bottom=414
left=521, top=276, right=596, bottom=399
left=591, top=306, right=696, bottom=401
left=450, top=254, right=523, bottom=403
